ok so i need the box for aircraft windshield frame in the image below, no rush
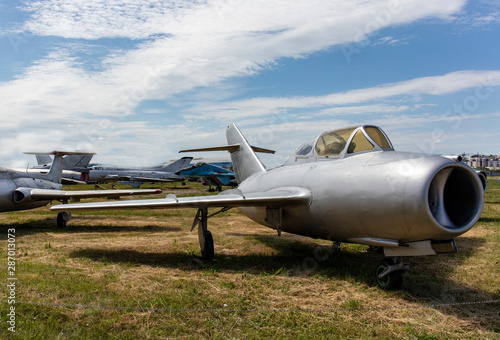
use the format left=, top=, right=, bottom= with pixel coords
left=315, top=127, right=356, bottom=157
left=313, top=125, right=393, bottom=158
left=287, top=125, right=394, bottom=165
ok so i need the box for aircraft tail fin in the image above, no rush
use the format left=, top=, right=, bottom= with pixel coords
left=225, top=124, right=267, bottom=183
left=35, top=154, right=52, bottom=166
left=160, top=157, right=193, bottom=172
left=64, top=154, right=94, bottom=170
left=46, top=152, right=64, bottom=184
left=179, top=124, right=274, bottom=183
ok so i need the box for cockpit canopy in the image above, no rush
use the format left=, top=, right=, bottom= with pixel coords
left=286, top=125, right=393, bottom=165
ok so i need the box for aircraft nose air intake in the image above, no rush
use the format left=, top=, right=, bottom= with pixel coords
left=13, top=189, right=26, bottom=203
left=427, top=165, right=484, bottom=232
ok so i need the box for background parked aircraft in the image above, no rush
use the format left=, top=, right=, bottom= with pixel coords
left=87, top=157, right=192, bottom=187
left=53, top=124, right=485, bottom=290
left=177, top=162, right=236, bottom=191
left=1, top=151, right=161, bottom=227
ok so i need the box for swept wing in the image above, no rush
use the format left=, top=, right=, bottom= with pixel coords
left=51, top=187, right=310, bottom=211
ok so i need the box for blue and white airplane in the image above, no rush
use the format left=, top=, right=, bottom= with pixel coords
left=177, top=162, right=235, bottom=191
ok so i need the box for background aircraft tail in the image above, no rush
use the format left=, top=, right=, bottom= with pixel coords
left=160, top=157, right=193, bottom=172
left=35, top=153, right=93, bottom=170
left=64, top=154, right=94, bottom=170
left=36, top=154, right=52, bottom=166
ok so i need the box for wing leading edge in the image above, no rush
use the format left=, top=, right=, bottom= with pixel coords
left=16, top=188, right=162, bottom=201
left=50, top=187, right=311, bottom=212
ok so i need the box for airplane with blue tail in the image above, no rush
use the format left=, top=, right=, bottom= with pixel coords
left=177, top=162, right=236, bottom=191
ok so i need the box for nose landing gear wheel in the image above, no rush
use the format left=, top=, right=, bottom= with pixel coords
left=375, top=259, right=404, bottom=290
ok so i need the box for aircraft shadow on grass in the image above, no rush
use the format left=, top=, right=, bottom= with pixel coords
left=1, top=218, right=181, bottom=235
left=70, top=232, right=497, bottom=299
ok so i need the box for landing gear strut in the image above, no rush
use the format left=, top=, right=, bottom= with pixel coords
left=375, top=257, right=409, bottom=290
left=191, top=207, right=231, bottom=262
left=195, top=208, right=214, bottom=261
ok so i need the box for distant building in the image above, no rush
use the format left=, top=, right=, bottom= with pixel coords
left=490, top=159, right=500, bottom=170
left=465, top=155, right=500, bottom=170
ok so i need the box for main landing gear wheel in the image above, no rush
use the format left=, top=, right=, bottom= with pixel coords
left=375, top=258, right=404, bottom=291
left=56, top=212, right=71, bottom=228
left=196, top=207, right=215, bottom=262
left=193, top=207, right=230, bottom=263
left=202, top=230, right=214, bottom=262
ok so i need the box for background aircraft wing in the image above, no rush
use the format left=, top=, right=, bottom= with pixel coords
left=130, top=177, right=176, bottom=182
left=15, top=187, right=162, bottom=202
left=51, top=187, right=311, bottom=212
left=61, top=178, right=87, bottom=185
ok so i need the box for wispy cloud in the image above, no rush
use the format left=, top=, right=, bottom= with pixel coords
left=184, top=70, right=500, bottom=120
left=469, top=11, right=500, bottom=27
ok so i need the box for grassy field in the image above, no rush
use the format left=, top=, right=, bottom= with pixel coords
left=1, top=180, right=499, bottom=339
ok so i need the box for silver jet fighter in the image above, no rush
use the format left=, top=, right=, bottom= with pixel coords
left=1, top=151, right=162, bottom=227
left=52, top=125, right=485, bottom=290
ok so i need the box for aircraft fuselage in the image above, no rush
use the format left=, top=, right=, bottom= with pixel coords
left=238, top=151, right=484, bottom=245
left=0, top=170, right=60, bottom=212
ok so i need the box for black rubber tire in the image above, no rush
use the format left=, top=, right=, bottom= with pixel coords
left=56, top=213, right=67, bottom=228
left=202, top=231, right=214, bottom=261
left=375, top=259, right=403, bottom=290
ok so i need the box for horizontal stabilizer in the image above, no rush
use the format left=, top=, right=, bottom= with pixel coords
left=51, top=186, right=311, bottom=212
left=180, top=145, right=275, bottom=154
left=24, top=151, right=96, bottom=156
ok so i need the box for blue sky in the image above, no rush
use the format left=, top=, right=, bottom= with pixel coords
left=1, top=0, right=499, bottom=168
